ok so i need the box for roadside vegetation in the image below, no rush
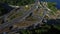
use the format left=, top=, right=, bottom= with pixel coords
left=47, top=2, right=58, bottom=15
left=15, top=24, right=60, bottom=34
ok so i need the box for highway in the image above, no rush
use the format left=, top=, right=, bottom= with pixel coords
left=9, top=9, right=48, bottom=33
left=0, top=0, right=39, bottom=32
left=3, top=0, right=60, bottom=33
left=0, top=0, right=52, bottom=33
left=8, top=0, right=49, bottom=32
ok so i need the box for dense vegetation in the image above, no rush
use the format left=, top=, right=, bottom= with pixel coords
left=47, top=2, right=57, bottom=15
left=0, top=0, right=34, bottom=6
